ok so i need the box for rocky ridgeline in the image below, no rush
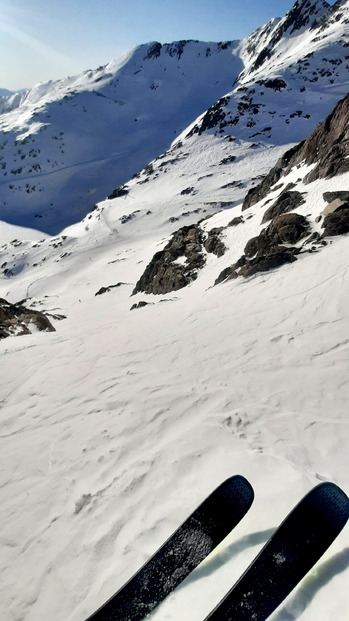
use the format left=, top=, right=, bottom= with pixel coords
left=133, top=92, right=349, bottom=296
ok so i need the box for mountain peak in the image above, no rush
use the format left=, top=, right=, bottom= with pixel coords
left=283, top=0, right=330, bottom=34
left=244, top=0, right=330, bottom=74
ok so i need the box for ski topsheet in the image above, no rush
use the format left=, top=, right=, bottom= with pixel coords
left=86, top=475, right=254, bottom=621
left=204, top=481, right=349, bottom=621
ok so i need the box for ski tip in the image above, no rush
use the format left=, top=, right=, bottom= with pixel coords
left=310, top=481, right=349, bottom=523
left=219, top=475, right=255, bottom=506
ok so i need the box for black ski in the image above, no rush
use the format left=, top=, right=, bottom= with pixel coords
left=204, top=481, right=349, bottom=620
left=86, top=475, right=254, bottom=621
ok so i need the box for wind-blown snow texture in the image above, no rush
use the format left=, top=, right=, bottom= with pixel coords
left=0, top=1, right=349, bottom=620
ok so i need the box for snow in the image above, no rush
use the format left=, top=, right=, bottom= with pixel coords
left=0, top=1, right=349, bottom=620
left=0, top=160, right=348, bottom=620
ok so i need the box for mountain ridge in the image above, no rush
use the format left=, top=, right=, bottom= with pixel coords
left=0, top=0, right=348, bottom=234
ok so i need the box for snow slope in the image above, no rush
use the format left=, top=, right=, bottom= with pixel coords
left=1, top=122, right=349, bottom=621
left=0, top=41, right=243, bottom=233
left=0, top=1, right=349, bottom=620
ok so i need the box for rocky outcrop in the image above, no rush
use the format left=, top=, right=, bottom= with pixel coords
left=95, top=283, right=127, bottom=296
left=261, top=189, right=306, bottom=223
left=215, top=213, right=310, bottom=283
left=186, top=97, right=231, bottom=137
left=107, top=184, right=129, bottom=199
left=133, top=224, right=226, bottom=295
left=243, top=93, right=349, bottom=211
left=295, top=93, right=349, bottom=183
left=321, top=204, right=349, bottom=236
left=0, top=298, right=55, bottom=339
left=249, top=0, right=330, bottom=72
left=132, top=225, right=205, bottom=295
left=204, top=228, right=226, bottom=257
left=323, top=191, right=349, bottom=204
left=242, top=143, right=304, bottom=210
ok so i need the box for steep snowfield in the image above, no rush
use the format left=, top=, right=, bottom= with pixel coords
left=1, top=1, right=349, bottom=620
left=1, top=146, right=349, bottom=620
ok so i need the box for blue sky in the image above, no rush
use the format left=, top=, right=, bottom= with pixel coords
left=0, top=0, right=327, bottom=91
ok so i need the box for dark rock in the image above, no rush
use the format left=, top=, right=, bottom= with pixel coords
left=95, top=283, right=126, bottom=296
left=238, top=247, right=299, bottom=278
left=119, top=210, right=140, bottom=224
left=228, top=216, right=244, bottom=227
left=220, top=155, right=236, bottom=165
left=244, top=232, right=273, bottom=258
left=323, top=191, right=349, bottom=203
left=321, top=204, right=349, bottom=236
left=242, top=143, right=304, bottom=210
left=130, top=301, right=150, bottom=310
left=145, top=42, right=162, bottom=60
left=204, top=228, right=226, bottom=257
left=267, top=213, right=310, bottom=244
left=256, top=78, right=287, bottom=91
left=0, top=298, right=55, bottom=339
left=242, top=93, right=349, bottom=211
left=107, top=184, right=129, bottom=199
left=187, top=97, right=230, bottom=136
left=180, top=186, right=196, bottom=195
left=214, top=266, right=236, bottom=285
left=262, top=190, right=306, bottom=223
left=132, top=224, right=205, bottom=295
left=216, top=213, right=309, bottom=285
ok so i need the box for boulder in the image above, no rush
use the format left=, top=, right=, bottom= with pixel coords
left=323, top=191, right=349, bottom=204
left=132, top=225, right=205, bottom=295
left=321, top=204, right=349, bottom=236
left=261, top=190, right=305, bottom=223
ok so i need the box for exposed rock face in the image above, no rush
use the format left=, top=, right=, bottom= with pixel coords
left=242, top=143, right=304, bottom=210
left=242, top=93, right=349, bottom=211
left=0, top=298, right=55, bottom=339
left=321, top=204, right=349, bottom=236
left=215, top=213, right=310, bottom=283
left=107, top=184, right=129, bottom=199
left=187, top=97, right=230, bottom=137
left=204, top=228, right=226, bottom=257
left=323, top=191, right=349, bottom=204
left=261, top=189, right=306, bottom=223
left=132, top=225, right=205, bottom=295
left=249, top=0, right=329, bottom=72
left=133, top=224, right=226, bottom=294
left=295, top=93, right=349, bottom=183
left=267, top=213, right=310, bottom=244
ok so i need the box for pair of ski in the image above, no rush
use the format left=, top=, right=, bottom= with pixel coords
left=87, top=476, right=349, bottom=620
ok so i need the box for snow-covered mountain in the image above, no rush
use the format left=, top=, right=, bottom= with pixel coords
left=0, top=1, right=349, bottom=620
left=0, top=0, right=348, bottom=234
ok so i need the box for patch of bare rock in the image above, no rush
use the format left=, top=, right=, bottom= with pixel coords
left=132, top=224, right=226, bottom=295
left=215, top=213, right=310, bottom=283
left=0, top=298, right=55, bottom=339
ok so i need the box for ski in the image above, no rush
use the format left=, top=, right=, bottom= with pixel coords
left=86, top=474, right=254, bottom=620
left=204, top=481, right=349, bottom=620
